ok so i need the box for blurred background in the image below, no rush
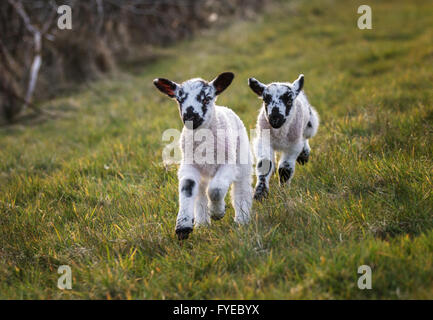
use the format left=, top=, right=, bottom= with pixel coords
left=0, top=0, right=267, bottom=122
left=1, top=0, right=432, bottom=299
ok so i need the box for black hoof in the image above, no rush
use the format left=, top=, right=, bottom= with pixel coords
left=210, top=204, right=227, bottom=220
left=254, top=183, right=268, bottom=201
left=296, top=149, right=310, bottom=165
left=210, top=213, right=224, bottom=221
left=175, top=227, right=193, bottom=240
left=278, top=166, right=293, bottom=184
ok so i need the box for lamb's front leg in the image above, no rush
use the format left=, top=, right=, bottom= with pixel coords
left=194, top=180, right=210, bottom=227
left=278, top=141, right=304, bottom=185
left=207, top=165, right=236, bottom=221
left=176, top=165, right=201, bottom=240
left=253, top=134, right=274, bottom=201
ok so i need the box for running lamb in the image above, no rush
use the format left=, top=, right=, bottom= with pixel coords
left=154, top=72, right=253, bottom=239
left=248, top=74, right=319, bottom=200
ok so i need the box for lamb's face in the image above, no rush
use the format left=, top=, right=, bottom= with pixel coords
left=154, top=72, right=234, bottom=130
left=176, top=79, right=214, bottom=129
left=248, top=74, right=304, bottom=129
left=261, top=84, right=295, bottom=128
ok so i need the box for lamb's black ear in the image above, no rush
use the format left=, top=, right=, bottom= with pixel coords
left=248, top=78, right=266, bottom=96
left=292, top=74, right=304, bottom=96
left=153, top=78, right=178, bottom=98
left=211, top=72, right=234, bottom=95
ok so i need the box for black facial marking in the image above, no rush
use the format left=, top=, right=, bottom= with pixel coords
left=181, top=179, right=195, bottom=197
left=280, top=92, right=292, bottom=106
left=196, top=88, right=209, bottom=115
left=307, top=121, right=312, bottom=128
left=196, top=89, right=205, bottom=103
left=263, top=94, right=272, bottom=105
left=177, top=90, right=188, bottom=105
left=268, top=108, right=285, bottom=128
left=183, top=107, right=203, bottom=129
left=280, top=92, right=293, bottom=116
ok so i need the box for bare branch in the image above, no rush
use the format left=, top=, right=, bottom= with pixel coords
left=8, top=0, right=43, bottom=113
left=95, top=0, right=104, bottom=35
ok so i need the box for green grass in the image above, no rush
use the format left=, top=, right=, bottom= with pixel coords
left=1, top=0, right=433, bottom=299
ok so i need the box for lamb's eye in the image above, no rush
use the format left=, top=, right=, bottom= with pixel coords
left=263, top=94, right=271, bottom=105
left=202, top=96, right=210, bottom=104
left=177, top=90, right=186, bottom=103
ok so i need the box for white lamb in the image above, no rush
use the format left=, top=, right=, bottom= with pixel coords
left=154, top=72, right=253, bottom=240
left=248, top=74, right=319, bottom=200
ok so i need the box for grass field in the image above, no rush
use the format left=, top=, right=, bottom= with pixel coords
left=1, top=0, right=432, bottom=299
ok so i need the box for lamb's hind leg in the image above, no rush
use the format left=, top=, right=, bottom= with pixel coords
left=231, top=175, right=253, bottom=225
left=208, top=165, right=235, bottom=221
left=298, top=107, right=319, bottom=165
left=296, top=140, right=310, bottom=165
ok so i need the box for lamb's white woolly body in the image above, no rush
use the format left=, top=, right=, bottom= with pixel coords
left=154, top=73, right=253, bottom=240
left=178, top=104, right=253, bottom=235
left=181, top=106, right=250, bottom=177
left=249, top=75, right=319, bottom=200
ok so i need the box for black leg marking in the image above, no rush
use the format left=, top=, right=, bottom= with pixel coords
left=254, top=175, right=269, bottom=201
left=254, top=159, right=272, bottom=201
left=175, top=227, right=193, bottom=240
left=257, top=159, right=272, bottom=176
left=296, top=148, right=310, bottom=165
left=254, top=180, right=269, bottom=201
left=181, top=179, right=195, bottom=197
left=209, top=188, right=223, bottom=202
left=278, top=164, right=293, bottom=184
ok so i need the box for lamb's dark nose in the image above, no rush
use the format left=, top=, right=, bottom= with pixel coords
left=268, top=108, right=285, bottom=128
left=183, top=106, right=203, bottom=129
